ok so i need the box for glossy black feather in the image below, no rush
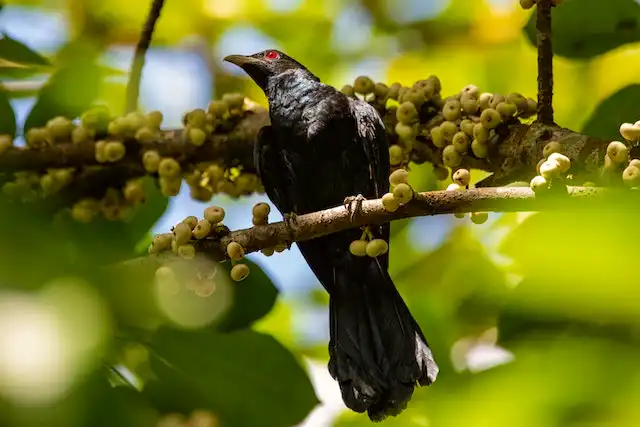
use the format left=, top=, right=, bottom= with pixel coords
left=236, top=51, right=439, bottom=421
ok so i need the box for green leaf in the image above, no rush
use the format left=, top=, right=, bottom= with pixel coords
left=523, top=0, right=640, bottom=59
left=0, top=33, right=50, bottom=67
left=0, top=85, right=16, bottom=137
left=23, top=40, right=104, bottom=133
left=147, top=328, right=319, bottom=427
left=581, top=84, right=640, bottom=140
left=214, top=257, right=279, bottom=332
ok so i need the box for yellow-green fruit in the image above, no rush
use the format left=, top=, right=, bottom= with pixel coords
left=471, top=212, right=489, bottom=224
left=349, top=240, right=368, bottom=257
left=447, top=183, right=463, bottom=191
left=478, top=93, right=493, bottom=110
left=452, top=132, right=470, bottom=153
left=389, top=145, right=404, bottom=166
left=204, top=206, right=225, bottom=223
left=135, top=127, right=155, bottom=143
left=94, top=140, right=107, bottom=162
left=629, top=159, right=640, bottom=169
left=46, top=116, right=74, bottom=141
left=471, top=139, right=488, bottom=158
left=104, top=141, right=126, bottom=162
left=496, top=102, right=517, bottom=118
left=389, top=169, right=409, bottom=186
left=607, top=141, right=629, bottom=164
left=453, top=168, right=470, bottom=186
left=353, top=76, right=375, bottom=94
left=193, top=219, right=212, bottom=239
left=430, top=126, right=446, bottom=148
left=396, top=102, right=418, bottom=124
left=146, top=110, right=163, bottom=129
left=392, top=183, right=413, bottom=203
left=187, top=109, right=207, bottom=128
left=381, top=192, right=400, bottom=212
left=160, top=177, right=181, bottom=196
left=489, top=94, right=505, bottom=109
left=530, top=175, right=549, bottom=193
left=454, top=212, right=466, bottom=219
left=526, top=98, right=537, bottom=115
left=340, top=85, right=355, bottom=97
left=461, top=84, right=479, bottom=98
left=520, top=0, right=536, bottom=9
left=236, top=173, right=259, bottom=193
left=159, top=158, right=181, bottom=178
left=207, top=100, right=229, bottom=118
left=182, top=216, right=199, bottom=229
left=623, top=165, right=640, bottom=186
left=543, top=141, right=561, bottom=158
left=206, top=164, right=225, bottom=181
left=395, top=122, right=416, bottom=140
left=433, top=165, right=449, bottom=181
left=124, top=112, right=145, bottom=133
left=107, top=117, right=124, bottom=136
left=473, top=123, right=489, bottom=143
left=603, top=154, right=617, bottom=172
left=506, top=93, right=528, bottom=112
left=71, top=204, right=94, bottom=223
left=252, top=202, right=270, bottom=219
left=480, top=108, right=501, bottom=129
left=461, top=95, right=479, bottom=114
left=71, top=126, right=92, bottom=144
left=426, top=75, right=441, bottom=93
left=142, top=150, right=161, bottom=172
left=26, top=127, right=49, bottom=149
left=365, top=239, right=389, bottom=258
left=252, top=215, right=267, bottom=226
left=0, top=135, right=12, bottom=155
left=374, top=82, right=388, bottom=99
left=442, top=144, right=462, bottom=168
left=188, top=127, right=206, bottom=146
left=619, top=122, right=640, bottom=141
left=387, top=83, right=402, bottom=99
left=149, top=233, right=172, bottom=253
left=539, top=160, right=561, bottom=179
left=440, top=121, right=457, bottom=141
left=547, top=152, right=571, bottom=173
left=404, top=88, right=427, bottom=107
left=261, top=247, right=275, bottom=257
left=178, top=244, right=196, bottom=260
left=230, top=263, right=250, bottom=281
left=537, top=158, right=546, bottom=174
left=81, top=107, right=110, bottom=130
left=460, top=119, right=474, bottom=136
left=442, top=100, right=461, bottom=121
left=227, top=241, right=245, bottom=261
left=173, top=222, right=192, bottom=245
left=124, top=180, right=145, bottom=203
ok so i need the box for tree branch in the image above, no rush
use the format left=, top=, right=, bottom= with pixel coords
left=125, top=0, right=166, bottom=113
left=536, top=0, right=554, bottom=124
left=126, top=185, right=636, bottom=267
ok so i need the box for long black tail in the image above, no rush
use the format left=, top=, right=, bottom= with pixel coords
left=327, top=256, right=439, bottom=421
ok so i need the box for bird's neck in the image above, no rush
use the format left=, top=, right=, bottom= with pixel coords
left=267, top=69, right=323, bottom=130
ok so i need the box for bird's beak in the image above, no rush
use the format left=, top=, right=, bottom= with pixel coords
left=223, top=54, right=264, bottom=69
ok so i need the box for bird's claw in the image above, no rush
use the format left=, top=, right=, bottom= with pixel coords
left=344, top=194, right=366, bottom=222
left=282, top=212, right=298, bottom=249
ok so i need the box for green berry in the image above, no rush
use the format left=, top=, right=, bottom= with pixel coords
left=539, top=160, right=561, bottom=179
left=547, top=152, right=571, bottom=173
left=389, top=145, right=404, bottom=166
left=149, top=233, right=172, bottom=254
left=543, top=141, right=561, bottom=158
left=46, top=116, right=74, bottom=142
left=158, top=158, right=181, bottom=178
left=230, top=263, right=250, bottom=281
left=607, top=141, right=629, bottom=164
left=480, top=108, right=501, bottom=129
left=124, top=180, right=145, bottom=203
left=349, top=240, right=368, bottom=257
left=447, top=183, right=463, bottom=191
left=433, top=165, right=449, bottom=181
left=173, top=222, right=192, bottom=245
left=496, top=102, right=517, bottom=118
left=26, top=127, right=49, bottom=149
left=395, top=123, right=416, bottom=140
left=193, top=219, right=212, bottom=239
left=440, top=121, right=457, bottom=141
left=506, top=93, right=528, bottom=112
left=353, top=76, right=375, bottom=94
left=204, top=205, right=225, bottom=223
left=188, top=127, right=207, bottom=146
left=629, top=159, right=640, bottom=169
left=103, top=141, right=125, bottom=162
left=461, top=95, right=479, bottom=114
left=207, top=100, right=229, bottom=118
left=392, top=183, right=413, bottom=203
left=403, top=88, right=427, bottom=107
left=452, top=132, right=470, bottom=153
left=187, top=109, right=207, bottom=128
left=142, top=150, right=161, bottom=172
left=387, top=83, right=402, bottom=99
left=471, top=212, right=489, bottom=224
left=453, top=168, right=470, bottom=186
left=374, top=83, right=388, bottom=99
left=181, top=216, right=198, bottom=229
left=430, top=126, right=446, bottom=148
left=460, top=119, right=474, bottom=136
left=489, top=94, right=506, bottom=109
left=442, top=100, right=461, bottom=121
left=478, top=93, right=493, bottom=110
left=526, top=98, right=537, bottom=115
left=520, top=0, right=536, bottom=9
left=442, top=145, right=462, bottom=168
left=471, top=140, right=487, bottom=158
left=396, top=102, right=418, bottom=124
left=227, top=241, right=245, bottom=261
left=340, top=85, right=355, bottom=97
left=159, top=177, right=181, bottom=196
left=530, top=175, right=549, bottom=193
left=71, top=126, right=92, bottom=144
left=135, top=127, right=155, bottom=143
left=381, top=192, right=400, bottom=212
left=366, top=239, right=389, bottom=258
left=389, top=169, right=409, bottom=186
left=146, top=110, right=163, bottom=129
left=623, top=165, right=640, bottom=187
left=461, top=84, right=479, bottom=98
left=473, top=123, right=489, bottom=143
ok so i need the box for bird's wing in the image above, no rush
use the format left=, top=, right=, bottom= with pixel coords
left=254, top=125, right=294, bottom=215
left=348, top=98, right=391, bottom=270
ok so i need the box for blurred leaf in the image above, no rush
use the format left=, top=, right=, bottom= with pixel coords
left=0, top=33, right=50, bottom=67
left=0, top=85, right=16, bottom=137
left=24, top=40, right=104, bottom=133
left=581, top=84, right=640, bottom=140
left=214, top=258, right=279, bottom=332
left=523, top=0, right=640, bottom=59
left=147, top=328, right=319, bottom=427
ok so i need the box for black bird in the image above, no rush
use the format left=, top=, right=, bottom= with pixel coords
left=224, top=50, right=438, bottom=421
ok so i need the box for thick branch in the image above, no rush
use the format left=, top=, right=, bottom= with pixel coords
left=536, top=0, right=554, bottom=124
left=126, top=185, right=636, bottom=267
left=125, top=0, right=166, bottom=113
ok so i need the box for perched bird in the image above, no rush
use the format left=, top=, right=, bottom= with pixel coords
left=224, top=50, right=438, bottom=421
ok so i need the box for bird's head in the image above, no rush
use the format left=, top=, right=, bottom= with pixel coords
left=223, top=49, right=317, bottom=93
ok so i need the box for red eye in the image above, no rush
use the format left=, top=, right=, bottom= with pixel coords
left=265, top=50, right=279, bottom=60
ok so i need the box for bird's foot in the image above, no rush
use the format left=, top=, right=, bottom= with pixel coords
left=282, top=212, right=298, bottom=249
left=343, top=194, right=366, bottom=223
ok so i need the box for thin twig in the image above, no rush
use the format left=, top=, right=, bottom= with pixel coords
left=536, top=0, right=554, bottom=124
left=125, top=0, right=166, bottom=113
left=124, top=185, right=637, bottom=267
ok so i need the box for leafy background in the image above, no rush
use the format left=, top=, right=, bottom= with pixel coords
left=1, top=0, right=640, bottom=426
